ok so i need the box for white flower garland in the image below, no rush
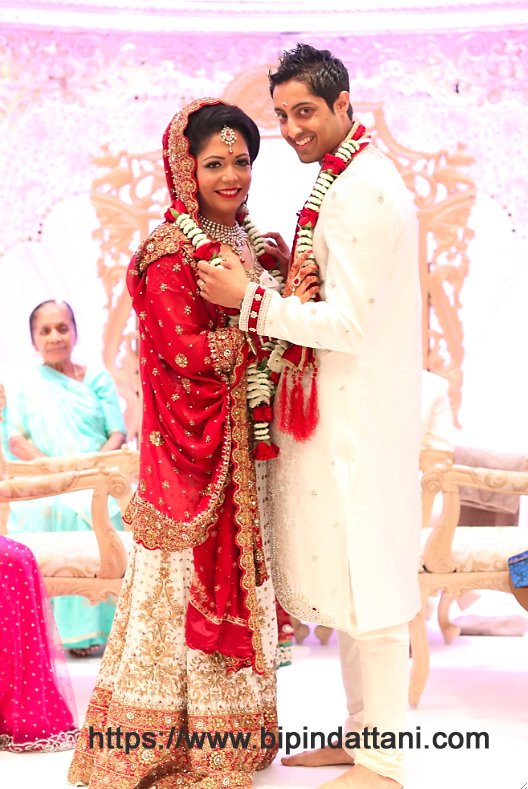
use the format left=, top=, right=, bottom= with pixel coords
left=173, top=212, right=224, bottom=265
left=169, top=131, right=368, bottom=452
left=170, top=207, right=282, bottom=451
left=294, top=137, right=365, bottom=266
left=266, top=134, right=369, bottom=381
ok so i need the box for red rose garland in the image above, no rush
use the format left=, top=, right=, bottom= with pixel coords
left=273, top=123, right=370, bottom=442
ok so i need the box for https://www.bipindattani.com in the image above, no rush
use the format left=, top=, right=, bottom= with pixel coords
left=88, top=725, right=490, bottom=755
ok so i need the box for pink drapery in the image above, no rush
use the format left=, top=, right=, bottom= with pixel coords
left=0, top=536, right=78, bottom=752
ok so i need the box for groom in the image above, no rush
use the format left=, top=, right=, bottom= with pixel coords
left=198, top=43, right=422, bottom=789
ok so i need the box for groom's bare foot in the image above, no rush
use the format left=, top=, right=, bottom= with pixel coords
left=318, top=764, right=402, bottom=789
left=281, top=746, right=354, bottom=767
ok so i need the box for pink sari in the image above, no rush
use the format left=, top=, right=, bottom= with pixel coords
left=0, top=536, right=78, bottom=752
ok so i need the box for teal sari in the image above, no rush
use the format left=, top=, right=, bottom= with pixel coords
left=6, top=365, right=126, bottom=650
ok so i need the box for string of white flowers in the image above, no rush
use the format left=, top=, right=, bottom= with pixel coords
left=169, top=131, right=368, bottom=449
left=294, top=138, right=365, bottom=264
left=170, top=205, right=282, bottom=450
left=173, top=213, right=224, bottom=265
left=240, top=216, right=285, bottom=447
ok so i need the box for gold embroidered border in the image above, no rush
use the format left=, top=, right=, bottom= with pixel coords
left=209, top=327, right=246, bottom=377
left=194, top=252, right=246, bottom=379
left=68, top=686, right=113, bottom=786
left=189, top=573, right=247, bottom=627
left=133, top=222, right=187, bottom=273
left=229, top=353, right=267, bottom=676
left=69, top=686, right=277, bottom=789
left=166, top=98, right=232, bottom=220
left=126, top=486, right=227, bottom=552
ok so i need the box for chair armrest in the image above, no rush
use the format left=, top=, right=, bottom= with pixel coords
left=5, top=448, right=139, bottom=479
left=421, top=462, right=528, bottom=573
left=0, top=468, right=131, bottom=579
left=443, top=463, right=528, bottom=495
left=0, top=468, right=111, bottom=502
left=419, top=447, right=454, bottom=472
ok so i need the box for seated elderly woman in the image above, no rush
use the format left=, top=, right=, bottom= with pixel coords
left=4, top=300, right=127, bottom=657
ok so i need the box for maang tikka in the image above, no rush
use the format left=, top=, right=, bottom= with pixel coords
left=220, top=125, right=237, bottom=153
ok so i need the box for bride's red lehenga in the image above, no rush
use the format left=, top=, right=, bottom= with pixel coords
left=68, top=97, right=278, bottom=789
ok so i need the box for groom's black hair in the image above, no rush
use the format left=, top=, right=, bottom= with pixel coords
left=269, top=43, right=353, bottom=120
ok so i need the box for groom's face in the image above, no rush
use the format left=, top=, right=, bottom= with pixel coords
left=272, top=79, right=350, bottom=164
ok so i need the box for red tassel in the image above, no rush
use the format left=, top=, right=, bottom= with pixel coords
left=288, top=373, right=310, bottom=441
left=277, top=368, right=292, bottom=434
left=275, top=354, right=320, bottom=441
left=303, top=369, right=319, bottom=439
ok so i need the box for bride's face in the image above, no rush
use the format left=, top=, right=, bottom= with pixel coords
left=195, top=130, right=252, bottom=225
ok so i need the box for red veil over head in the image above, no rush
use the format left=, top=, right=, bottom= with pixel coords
left=126, top=98, right=267, bottom=673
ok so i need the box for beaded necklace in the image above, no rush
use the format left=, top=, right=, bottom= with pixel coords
left=199, top=215, right=248, bottom=256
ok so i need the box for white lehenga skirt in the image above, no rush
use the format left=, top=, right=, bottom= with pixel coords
left=69, top=465, right=278, bottom=789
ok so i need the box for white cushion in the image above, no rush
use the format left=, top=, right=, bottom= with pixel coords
left=420, top=526, right=528, bottom=573
left=9, top=530, right=134, bottom=578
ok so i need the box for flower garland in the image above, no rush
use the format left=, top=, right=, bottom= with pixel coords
left=165, top=200, right=283, bottom=459
left=294, top=128, right=370, bottom=270
left=162, top=125, right=369, bottom=452
left=268, top=124, right=370, bottom=442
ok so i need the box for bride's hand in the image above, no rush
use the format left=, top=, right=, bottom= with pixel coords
left=261, top=232, right=290, bottom=279
left=283, top=252, right=320, bottom=303
left=294, top=270, right=320, bottom=304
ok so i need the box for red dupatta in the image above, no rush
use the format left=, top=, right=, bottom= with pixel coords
left=125, top=98, right=267, bottom=673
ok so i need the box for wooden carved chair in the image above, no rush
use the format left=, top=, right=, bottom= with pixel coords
left=0, top=466, right=135, bottom=604
left=409, top=460, right=528, bottom=707
left=0, top=388, right=139, bottom=603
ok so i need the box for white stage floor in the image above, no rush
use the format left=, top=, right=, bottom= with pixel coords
left=1, top=592, right=527, bottom=789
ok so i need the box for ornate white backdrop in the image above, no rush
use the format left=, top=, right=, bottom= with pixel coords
left=1, top=1, right=527, bottom=449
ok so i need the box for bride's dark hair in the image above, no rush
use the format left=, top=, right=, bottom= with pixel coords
left=185, top=103, right=260, bottom=163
